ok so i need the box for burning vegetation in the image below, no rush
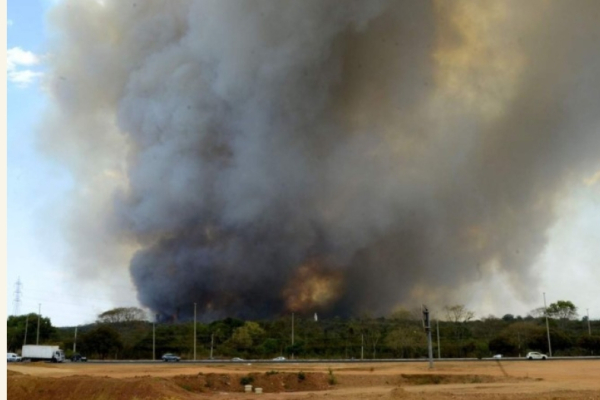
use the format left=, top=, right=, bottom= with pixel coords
left=283, top=259, right=344, bottom=312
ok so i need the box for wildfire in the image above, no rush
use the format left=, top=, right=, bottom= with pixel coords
left=283, top=259, right=343, bottom=312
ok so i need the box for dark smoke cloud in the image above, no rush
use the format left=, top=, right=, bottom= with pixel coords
left=41, top=0, right=600, bottom=320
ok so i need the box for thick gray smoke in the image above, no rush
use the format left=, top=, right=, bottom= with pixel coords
left=41, top=0, right=600, bottom=320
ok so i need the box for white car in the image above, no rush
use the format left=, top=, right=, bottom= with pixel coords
left=526, top=351, right=548, bottom=360
left=7, top=353, right=22, bottom=362
left=272, top=356, right=286, bottom=361
left=493, top=354, right=502, bottom=359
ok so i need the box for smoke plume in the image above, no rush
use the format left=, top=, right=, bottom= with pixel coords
left=41, top=0, right=600, bottom=320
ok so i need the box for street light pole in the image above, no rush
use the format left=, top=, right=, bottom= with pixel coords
left=36, top=304, right=41, bottom=345
left=436, top=318, right=441, bottom=359
left=73, top=326, right=78, bottom=353
left=361, top=334, right=364, bottom=360
left=23, top=315, right=29, bottom=346
left=423, top=305, right=434, bottom=369
left=543, top=292, right=552, bottom=357
left=588, top=309, right=591, bottom=336
left=153, top=316, right=156, bottom=361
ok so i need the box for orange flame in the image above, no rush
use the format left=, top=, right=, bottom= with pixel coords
left=283, top=258, right=343, bottom=312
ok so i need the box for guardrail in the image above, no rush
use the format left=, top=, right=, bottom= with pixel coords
left=77, top=356, right=600, bottom=364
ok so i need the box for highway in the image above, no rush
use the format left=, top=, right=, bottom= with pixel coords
left=72, top=356, right=600, bottom=364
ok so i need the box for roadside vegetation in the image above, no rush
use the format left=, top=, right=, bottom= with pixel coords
left=6, top=302, right=600, bottom=360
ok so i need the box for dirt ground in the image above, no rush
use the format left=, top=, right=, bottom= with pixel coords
left=7, top=359, right=600, bottom=400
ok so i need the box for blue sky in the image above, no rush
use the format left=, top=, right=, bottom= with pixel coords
left=6, top=0, right=104, bottom=326
left=5, top=0, right=600, bottom=328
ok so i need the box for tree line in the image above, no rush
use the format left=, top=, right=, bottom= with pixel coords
left=6, top=302, right=600, bottom=360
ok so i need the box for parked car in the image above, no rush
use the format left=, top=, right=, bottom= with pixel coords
left=232, top=357, right=244, bottom=361
left=526, top=351, right=548, bottom=360
left=71, top=353, right=87, bottom=362
left=493, top=354, right=502, bottom=359
left=161, top=353, right=181, bottom=362
left=7, top=353, right=22, bottom=362
left=272, top=356, right=286, bottom=361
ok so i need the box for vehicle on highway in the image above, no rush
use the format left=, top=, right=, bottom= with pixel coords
left=7, top=353, right=22, bottom=362
left=232, top=357, right=244, bottom=361
left=526, top=351, right=548, bottom=360
left=71, top=353, right=88, bottom=362
left=22, top=345, right=65, bottom=363
left=161, top=353, right=181, bottom=362
left=272, top=356, right=286, bottom=361
left=493, top=354, right=502, bottom=359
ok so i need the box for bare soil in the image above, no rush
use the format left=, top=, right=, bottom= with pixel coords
left=7, top=360, right=600, bottom=399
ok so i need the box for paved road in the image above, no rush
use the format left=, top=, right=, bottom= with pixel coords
left=73, top=356, right=600, bottom=364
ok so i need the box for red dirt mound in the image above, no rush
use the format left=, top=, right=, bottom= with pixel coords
left=171, top=371, right=331, bottom=393
left=8, top=374, right=197, bottom=400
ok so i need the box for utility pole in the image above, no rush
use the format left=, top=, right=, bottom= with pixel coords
left=36, top=304, right=41, bottom=345
left=210, top=333, right=214, bottom=360
left=436, top=318, right=441, bottom=359
left=422, top=305, right=434, bottom=369
left=153, top=315, right=156, bottom=361
left=73, top=326, right=78, bottom=353
left=361, top=334, right=364, bottom=360
left=193, top=303, right=197, bottom=361
left=543, top=292, right=552, bottom=357
left=291, top=312, right=295, bottom=360
left=588, top=309, right=591, bottom=336
left=23, top=315, right=29, bottom=346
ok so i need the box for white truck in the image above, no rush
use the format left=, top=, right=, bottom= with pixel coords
left=22, top=345, right=65, bottom=363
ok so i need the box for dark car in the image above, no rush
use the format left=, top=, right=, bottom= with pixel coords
left=161, top=353, right=181, bottom=362
left=71, top=353, right=87, bottom=362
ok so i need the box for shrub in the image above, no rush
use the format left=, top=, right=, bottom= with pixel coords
left=328, top=368, right=337, bottom=385
left=240, top=375, right=254, bottom=386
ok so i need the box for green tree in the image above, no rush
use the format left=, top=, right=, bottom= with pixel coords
left=385, top=326, right=425, bottom=358
left=350, top=315, right=384, bottom=359
left=488, top=321, right=537, bottom=356
left=489, top=335, right=517, bottom=355
left=258, top=338, right=280, bottom=357
left=231, top=326, right=252, bottom=349
left=578, top=335, right=600, bottom=355
left=444, top=305, right=475, bottom=323
left=6, top=314, right=58, bottom=352
left=443, top=305, right=475, bottom=357
left=546, top=300, right=578, bottom=320
left=97, top=307, right=147, bottom=323
left=80, top=325, right=123, bottom=359
left=231, top=321, right=266, bottom=351
left=502, top=314, right=515, bottom=322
